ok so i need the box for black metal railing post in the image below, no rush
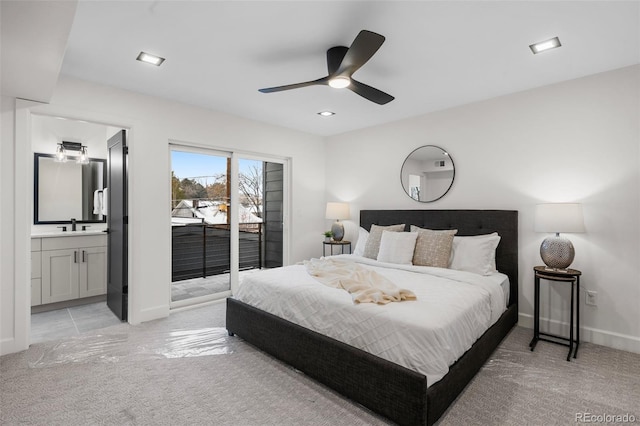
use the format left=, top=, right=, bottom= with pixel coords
left=258, top=222, right=263, bottom=269
left=202, top=223, right=207, bottom=278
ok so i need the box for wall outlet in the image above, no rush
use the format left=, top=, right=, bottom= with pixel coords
left=586, top=290, right=598, bottom=306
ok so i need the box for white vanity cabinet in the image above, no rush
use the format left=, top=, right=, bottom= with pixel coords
left=31, top=239, right=42, bottom=306
left=32, top=234, right=107, bottom=305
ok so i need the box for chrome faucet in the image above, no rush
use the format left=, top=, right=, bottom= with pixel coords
left=71, top=218, right=77, bottom=232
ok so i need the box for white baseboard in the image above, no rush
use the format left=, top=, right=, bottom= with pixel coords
left=131, top=304, right=170, bottom=325
left=0, top=336, right=28, bottom=356
left=170, top=292, right=229, bottom=312
left=0, top=337, right=16, bottom=356
left=519, top=313, right=640, bottom=354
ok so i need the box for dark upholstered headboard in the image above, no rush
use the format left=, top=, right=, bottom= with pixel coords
left=360, top=210, right=518, bottom=307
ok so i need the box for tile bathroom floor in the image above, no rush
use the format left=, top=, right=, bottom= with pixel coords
left=31, top=270, right=259, bottom=344
left=30, top=302, right=123, bottom=344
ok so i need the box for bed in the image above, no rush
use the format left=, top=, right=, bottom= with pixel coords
left=226, top=209, right=518, bottom=425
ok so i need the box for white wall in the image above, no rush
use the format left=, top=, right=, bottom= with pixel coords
left=326, top=65, right=640, bottom=353
left=1, top=96, right=18, bottom=352
left=1, top=77, right=325, bottom=354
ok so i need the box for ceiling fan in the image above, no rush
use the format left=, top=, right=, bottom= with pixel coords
left=258, top=30, right=394, bottom=105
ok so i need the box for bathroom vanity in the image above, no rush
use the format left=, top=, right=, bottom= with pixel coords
left=31, top=151, right=109, bottom=310
left=31, top=231, right=107, bottom=308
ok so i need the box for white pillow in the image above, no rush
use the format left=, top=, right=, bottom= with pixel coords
left=363, top=224, right=405, bottom=259
left=352, top=227, right=369, bottom=257
left=449, top=233, right=500, bottom=275
left=376, top=230, right=418, bottom=265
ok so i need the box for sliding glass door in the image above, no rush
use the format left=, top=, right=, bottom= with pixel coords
left=170, top=146, right=286, bottom=307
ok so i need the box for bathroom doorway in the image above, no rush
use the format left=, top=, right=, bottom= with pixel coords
left=30, top=114, right=127, bottom=343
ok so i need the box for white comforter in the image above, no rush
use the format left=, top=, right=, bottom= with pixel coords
left=234, top=255, right=507, bottom=387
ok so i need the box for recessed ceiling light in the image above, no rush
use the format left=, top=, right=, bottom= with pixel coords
left=136, top=51, right=165, bottom=66
left=529, top=37, right=561, bottom=54
left=317, top=111, right=335, bottom=117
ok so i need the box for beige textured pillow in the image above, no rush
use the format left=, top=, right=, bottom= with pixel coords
left=363, top=224, right=405, bottom=259
left=410, top=225, right=458, bottom=268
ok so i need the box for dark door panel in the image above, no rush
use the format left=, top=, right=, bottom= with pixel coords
left=263, top=162, right=283, bottom=268
left=107, top=130, right=128, bottom=320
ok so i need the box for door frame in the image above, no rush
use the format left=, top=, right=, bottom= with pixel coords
left=168, top=141, right=291, bottom=306
left=9, top=100, right=132, bottom=353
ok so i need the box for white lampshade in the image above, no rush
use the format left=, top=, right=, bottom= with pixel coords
left=325, top=202, right=349, bottom=242
left=534, top=203, right=585, bottom=234
left=325, top=202, right=350, bottom=220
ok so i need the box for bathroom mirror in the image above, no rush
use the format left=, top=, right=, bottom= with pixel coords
left=400, top=145, right=455, bottom=202
left=34, top=153, right=107, bottom=224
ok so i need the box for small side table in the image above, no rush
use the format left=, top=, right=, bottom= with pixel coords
left=529, top=266, right=582, bottom=361
left=323, top=240, right=351, bottom=256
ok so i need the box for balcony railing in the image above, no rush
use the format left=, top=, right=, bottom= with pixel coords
left=171, top=222, right=262, bottom=282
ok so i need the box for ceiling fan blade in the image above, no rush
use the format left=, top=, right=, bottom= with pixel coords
left=335, top=30, right=385, bottom=76
left=326, top=46, right=348, bottom=75
left=348, top=79, right=394, bottom=105
left=259, top=77, right=328, bottom=93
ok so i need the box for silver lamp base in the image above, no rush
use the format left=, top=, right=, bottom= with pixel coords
left=331, top=220, right=344, bottom=241
left=540, top=234, right=575, bottom=270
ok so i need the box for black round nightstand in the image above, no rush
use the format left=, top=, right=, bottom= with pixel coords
left=322, top=240, right=351, bottom=256
left=529, top=266, right=582, bottom=361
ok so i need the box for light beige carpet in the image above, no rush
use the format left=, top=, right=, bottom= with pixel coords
left=2, top=301, right=639, bottom=425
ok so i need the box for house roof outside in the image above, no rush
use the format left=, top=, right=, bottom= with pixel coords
left=171, top=200, right=262, bottom=226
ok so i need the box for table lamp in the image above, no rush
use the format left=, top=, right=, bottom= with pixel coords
left=325, top=202, right=350, bottom=242
left=534, top=203, right=585, bottom=270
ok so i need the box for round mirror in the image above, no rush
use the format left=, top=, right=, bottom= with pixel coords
left=400, top=145, right=455, bottom=202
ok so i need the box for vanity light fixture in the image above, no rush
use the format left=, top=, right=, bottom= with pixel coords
left=136, top=51, right=165, bottom=66
left=55, top=141, right=90, bottom=164
left=77, top=146, right=90, bottom=164
left=54, top=143, right=67, bottom=162
left=317, top=111, right=335, bottom=117
left=529, top=37, right=561, bottom=54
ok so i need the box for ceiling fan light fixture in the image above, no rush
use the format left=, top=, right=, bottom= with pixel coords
left=258, top=30, right=393, bottom=104
left=328, top=76, right=351, bottom=89
left=317, top=111, right=335, bottom=117
left=529, top=37, right=561, bottom=54
left=136, top=51, right=165, bottom=66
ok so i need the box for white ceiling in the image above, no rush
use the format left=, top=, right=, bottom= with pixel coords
left=6, top=1, right=640, bottom=136
left=0, top=1, right=77, bottom=102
